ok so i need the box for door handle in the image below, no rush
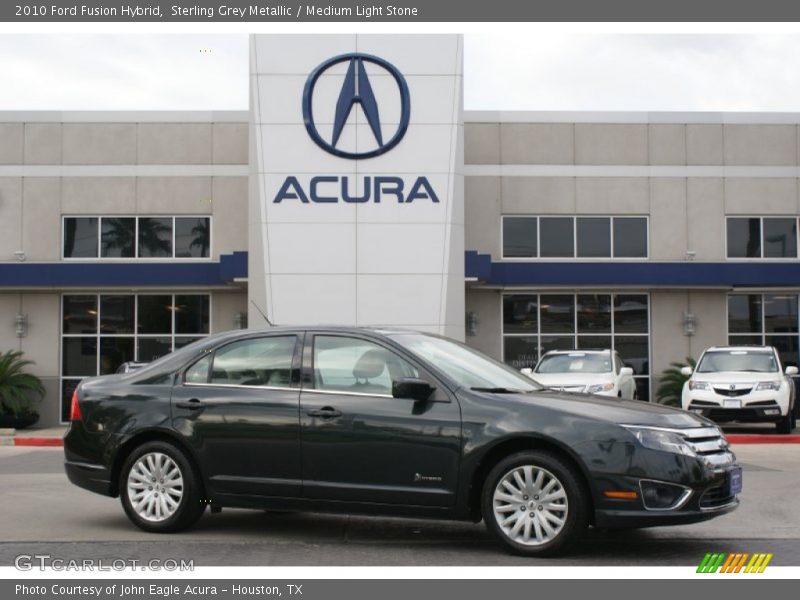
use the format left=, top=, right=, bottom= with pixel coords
left=307, top=406, right=342, bottom=419
left=175, top=398, right=204, bottom=410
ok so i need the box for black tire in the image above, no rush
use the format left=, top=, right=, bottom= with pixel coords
left=119, top=440, right=206, bottom=533
left=776, top=412, right=794, bottom=435
left=481, top=450, right=589, bottom=557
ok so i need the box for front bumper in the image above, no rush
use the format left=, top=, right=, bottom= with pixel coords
left=594, top=466, right=740, bottom=529
left=686, top=403, right=784, bottom=423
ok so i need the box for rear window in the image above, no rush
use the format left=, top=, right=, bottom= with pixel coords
left=696, top=350, right=778, bottom=373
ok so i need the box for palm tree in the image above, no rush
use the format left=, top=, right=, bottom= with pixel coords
left=190, top=219, right=210, bottom=257
left=656, top=357, right=697, bottom=407
left=0, top=351, right=45, bottom=417
left=138, top=218, right=173, bottom=257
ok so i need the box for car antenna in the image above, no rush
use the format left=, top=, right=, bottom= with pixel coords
left=250, top=300, right=274, bottom=327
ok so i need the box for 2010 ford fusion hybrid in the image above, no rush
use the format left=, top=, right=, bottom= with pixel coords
left=64, top=327, right=740, bottom=556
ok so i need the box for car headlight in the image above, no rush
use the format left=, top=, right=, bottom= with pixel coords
left=688, top=380, right=710, bottom=391
left=586, top=382, right=615, bottom=394
left=622, top=426, right=697, bottom=458
left=755, top=381, right=781, bottom=391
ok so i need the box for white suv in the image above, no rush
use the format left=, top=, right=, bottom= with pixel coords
left=522, top=349, right=637, bottom=399
left=681, top=346, right=798, bottom=434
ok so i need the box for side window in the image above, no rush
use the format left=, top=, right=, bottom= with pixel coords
left=614, top=354, right=623, bottom=373
left=185, top=354, right=212, bottom=384
left=313, top=336, right=419, bottom=396
left=210, top=336, right=297, bottom=387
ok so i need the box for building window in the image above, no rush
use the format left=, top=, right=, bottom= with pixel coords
left=63, top=216, right=211, bottom=259
left=728, top=293, right=800, bottom=368
left=502, top=292, right=650, bottom=400
left=501, top=216, right=648, bottom=259
left=60, top=293, right=210, bottom=422
left=726, top=217, right=798, bottom=259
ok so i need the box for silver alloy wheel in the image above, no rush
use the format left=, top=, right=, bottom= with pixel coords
left=492, top=465, right=569, bottom=546
left=127, top=452, right=184, bottom=522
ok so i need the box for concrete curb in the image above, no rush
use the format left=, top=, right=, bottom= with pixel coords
left=14, top=437, right=63, bottom=447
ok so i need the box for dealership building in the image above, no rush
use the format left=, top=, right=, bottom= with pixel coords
left=3, top=34, right=800, bottom=425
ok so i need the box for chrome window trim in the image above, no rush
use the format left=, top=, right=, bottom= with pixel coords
left=183, top=382, right=298, bottom=393
left=301, top=388, right=394, bottom=399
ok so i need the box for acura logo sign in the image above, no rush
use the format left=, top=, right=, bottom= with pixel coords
left=302, top=53, right=411, bottom=159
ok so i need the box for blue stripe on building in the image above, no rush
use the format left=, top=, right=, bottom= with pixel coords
left=465, top=251, right=800, bottom=287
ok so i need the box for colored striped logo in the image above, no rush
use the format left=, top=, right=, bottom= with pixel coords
left=697, top=552, right=773, bottom=573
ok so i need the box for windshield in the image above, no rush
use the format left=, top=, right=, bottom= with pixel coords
left=696, top=350, right=778, bottom=373
left=390, top=333, right=541, bottom=392
left=536, top=352, right=612, bottom=374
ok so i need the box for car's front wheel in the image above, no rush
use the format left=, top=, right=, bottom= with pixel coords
left=481, top=450, right=589, bottom=556
left=120, top=441, right=205, bottom=533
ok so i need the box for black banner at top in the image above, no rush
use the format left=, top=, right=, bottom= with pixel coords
left=5, top=0, right=800, bottom=22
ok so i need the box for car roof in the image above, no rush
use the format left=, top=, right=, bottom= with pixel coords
left=542, top=349, right=612, bottom=355
left=705, top=345, right=774, bottom=352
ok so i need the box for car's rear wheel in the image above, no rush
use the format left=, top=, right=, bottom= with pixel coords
left=120, top=441, right=205, bottom=532
left=481, top=450, right=589, bottom=556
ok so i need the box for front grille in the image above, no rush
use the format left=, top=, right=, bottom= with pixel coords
left=681, top=426, right=736, bottom=469
left=700, top=481, right=736, bottom=509
left=713, top=387, right=752, bottom=397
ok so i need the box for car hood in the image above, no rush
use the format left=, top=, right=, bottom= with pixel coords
left=531, top=372, right=613, bottom=387
left=691, top=371, right=781, bottom=384
left=492, top=389, right=709, bottom=429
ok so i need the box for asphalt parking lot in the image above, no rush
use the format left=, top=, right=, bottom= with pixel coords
left=1, top=444, right=798, bottom=567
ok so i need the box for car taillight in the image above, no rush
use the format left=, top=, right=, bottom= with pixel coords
left=69, top=389, right=83, bottom=421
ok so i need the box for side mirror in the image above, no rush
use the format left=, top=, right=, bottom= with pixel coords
left=520, top=367, right=533, bottom=377
left=619, top=367, right=634, bottom=377
left=786, top=366, right=798, bottom=376
left=680, top=366, right=693, bottom=377
left=392, top=378, right=435, bottom=402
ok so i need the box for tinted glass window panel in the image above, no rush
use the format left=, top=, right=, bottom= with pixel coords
left=137, top=337, right=173, bottom=363
left=313, top=336, right=417, bottom=395
left=728, top=334, right=764, bottom=347
left=766, top=335, right=799, bottom=369
left=614, top=336, right=649, bottom=375
left=174, top=295, right=210, bottom=334
left=99, top=337, right=134, bottom=375
left=138, top=217, right=173, bottom=258
left=100, top=295, right=135, bottom=334
left=100, top=217, right=135, bottom=258
left=577, top=336, right=612, bottom=351
left=614, top=295, right=649, bottom=333
left=63, top=217, right=98, bottom=258
left=764, top=294, right=798, bottom=334
left=539, top=217, right=574, bottom=258
left=577, top=294, right=612, bottom=333
left=137, top=295, right=173, bottom=334
left=763, top=218, right=798, bottom=258
left=540, top=295, right=575, bottom=334
left=62, top=295, right=98, bottom=334
left=613, top=218, right=648, bottom=258
left=728, top=295, right=763, bottom=334
left=211, top=336, right=297, bottom=387
left=175, top=217, right=210, bottom=258
left=185, top=355, right=212, bottom=384
left=175, top=336, right=204, bottom=350
left=503, top=336, right=538, bottom=369
left=727, top=218, right=761, bottom=258
left=62, top=337, right=97, bottom=377
left=576, top=218, right=611, bottom=258
left=540, top=336, right=576, bottom=355
left=502, top=217, right=537, bottom=258
left=503, top=295, right=538, bottom=333
left=634, top=379, right=650, bottom=402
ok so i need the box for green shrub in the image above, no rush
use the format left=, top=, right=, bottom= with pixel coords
left=0, top=351, right=45, bottom=417
left=656, top=357, right=697, bottom=407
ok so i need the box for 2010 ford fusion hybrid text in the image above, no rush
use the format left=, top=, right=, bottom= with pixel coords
left=64, top=327, right=740, bottom=556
